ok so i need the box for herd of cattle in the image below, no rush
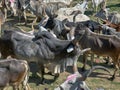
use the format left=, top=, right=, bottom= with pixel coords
left=0, top=0, right=120, bottom=90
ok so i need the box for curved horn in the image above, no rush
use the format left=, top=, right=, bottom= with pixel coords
left=80, top=48, right=91, bottom=54
left=15, top=26, right=27, bottom=33
left=63, top=23, right=71, bottom=31
left=80, top=65, right=111, bottom=81
left=38, top=17, right=47, bottom=26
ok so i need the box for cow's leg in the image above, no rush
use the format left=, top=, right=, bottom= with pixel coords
left=0, top=22, right=1, bottom=36
left=110, top=56, right=119, bottom=80
left=95, top=5, right=97, bottom=12
left=53, top=73, right=59, bottom=81
left=39, top=64, right=45, bottom=84
left=82, top=53, right=87, bottom=71
left=31, top=17, right=37, bottom=31
left=23, top=11, right=27, bottom=25
left=13, top=85, right=18, bottom=90
left=90, top=53, right=94, bottom=68
left=111, top=66, right=118, bottom=80
left=73, top=61, right=78, bottom=73
left=18, top=10, right=23, bottom=25
left=4, top=8, right=7, bottom=21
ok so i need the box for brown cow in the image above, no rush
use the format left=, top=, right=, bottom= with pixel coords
left=102, top=20, right=120, bottom=32
left=0, top=58, right=30, bottom=90
left=75, top=28, right=120, bottom=80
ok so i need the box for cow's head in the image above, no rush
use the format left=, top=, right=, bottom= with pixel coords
left=100, top=24, right=116, bottom=35
left=95, top=8, right=109, bottom=20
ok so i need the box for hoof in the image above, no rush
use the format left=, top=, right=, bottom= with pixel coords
left=31, top=73, right=39, bottom=78
left=54, top=73, right=59, bottom=81
left=108, top=76, right=115, bottom=81
left=41, top=78, right=46, bottom=85
left=81, top=67, right=86, bottom=72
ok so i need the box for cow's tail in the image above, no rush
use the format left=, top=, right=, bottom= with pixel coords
left=22, top=60, right=30, bottom=90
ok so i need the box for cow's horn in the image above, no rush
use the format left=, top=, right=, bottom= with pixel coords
left=80, top=48, right=91, bottom=54
left=64, top=23, right=71, bottom=31
left=79, top=66, right=111, bottom=81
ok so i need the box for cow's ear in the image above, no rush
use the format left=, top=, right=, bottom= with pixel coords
left=52, top=14, right=58, bottom=18
left=62, top=18, right=69, bottom=23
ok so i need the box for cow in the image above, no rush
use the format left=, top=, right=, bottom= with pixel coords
left=55, top=12, right=90, bottom=23
left=101, top=20, right=120, bottom=32
left=0, top=0, right=11, bottom=21
left=42, top=16, right=100, bottom=40
left=56, top=0, right=88, bottom=15
left=7, top=0, right=30, bottom=25
left=95, top=8, right=120, bottom=24
left=55, top=66, right=111, bottom=90
left=43, top=0, right=73, bottom=5
left=95, top=8, right=120, bottom=32
left=74, top=27, right=120, bottom=80
left=101, top=24, right=120, bottom=37
left=25, top=0, right=69, bottom=30
left=0, top=27, right=90, bottom=83
left=0, top=58, right=30, bottom=90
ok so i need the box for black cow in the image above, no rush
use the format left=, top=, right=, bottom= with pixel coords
left=43, top=17, right=101, bottom=40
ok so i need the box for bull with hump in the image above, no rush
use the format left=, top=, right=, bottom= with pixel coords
left=0, top=27, right=90, bottom=83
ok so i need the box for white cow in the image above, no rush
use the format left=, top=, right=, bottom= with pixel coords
left=43, top=0, right=73, bottom=5
left=57, top=0, right=88, bottom=15
left=56, top=13, right=90, bottom=22
left=54, top=0, right=89, bottom=22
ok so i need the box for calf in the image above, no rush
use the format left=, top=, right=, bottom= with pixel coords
left=0, top=58, right=30, bottom=90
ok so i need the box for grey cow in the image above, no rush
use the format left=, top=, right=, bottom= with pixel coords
left=0, top=28, right=85, bottom=83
